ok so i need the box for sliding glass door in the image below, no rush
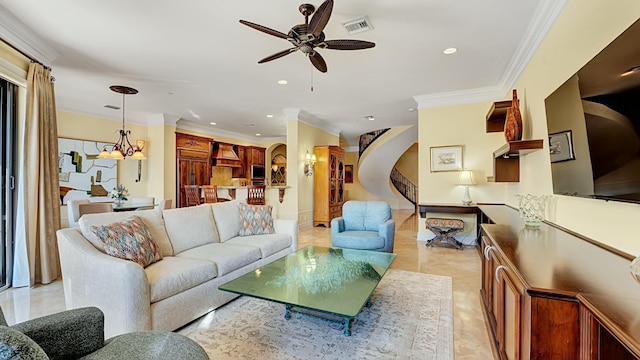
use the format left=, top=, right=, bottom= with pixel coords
left=0, top=78, right=17, bottom=291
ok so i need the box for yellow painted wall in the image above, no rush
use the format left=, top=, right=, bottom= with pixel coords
left=57, top=111, right=150, bottom=197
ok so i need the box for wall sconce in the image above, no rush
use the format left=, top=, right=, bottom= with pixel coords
left=134, top=140, right=146, bottom=182
left=304, top=150, right=316, bottom=177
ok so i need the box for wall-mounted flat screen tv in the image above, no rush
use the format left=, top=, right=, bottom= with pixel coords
left=545, top=19, right=640, bottom=203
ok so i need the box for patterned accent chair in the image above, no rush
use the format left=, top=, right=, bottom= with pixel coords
left=425, top=218, right=465, bottom=250
left=0, top=306, right=208, bottom=359
left=330, top=201, right=395, bottom=253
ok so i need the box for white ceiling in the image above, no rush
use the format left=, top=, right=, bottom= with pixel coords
left=0, top=0, right=563, bottom=146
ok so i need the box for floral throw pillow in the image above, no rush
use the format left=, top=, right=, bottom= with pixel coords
left=91, top=215, right=162, bottom=268
left=238, top=203, right=275, bottom=236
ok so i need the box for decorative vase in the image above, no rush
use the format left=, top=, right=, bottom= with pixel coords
left=504, top=89, right=523, bottom=142
left=114, top=198, right=125, bottom=206
left=516, top=194, right=549, bottom=228
left=631, top=256, right=640, bottom=284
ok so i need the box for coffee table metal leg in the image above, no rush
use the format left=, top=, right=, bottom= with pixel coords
left=343, top=317, right=352, bottom=336
left=285, top=305, right=292, bottom=320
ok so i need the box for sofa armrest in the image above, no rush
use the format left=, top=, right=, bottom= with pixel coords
left=56, top=228, right=151, bottom=338
left=330, top=217, right=345, bottom=236
left=11, top=307, right=104, bottom=359
left=378, top=219, right=396, bottom=253
left=273, top=219, right=298, bottom=251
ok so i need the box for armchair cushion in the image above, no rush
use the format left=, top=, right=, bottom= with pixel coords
left=0, top=326, right=48, bottom=360
left=330, top=231, right=385, bottom=250
left=10, top=307, right=104, bottom=360
left=342, top=201, right=392, bottom=231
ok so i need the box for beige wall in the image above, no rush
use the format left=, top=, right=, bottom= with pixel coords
left=418, top=0, right=640, bottom=255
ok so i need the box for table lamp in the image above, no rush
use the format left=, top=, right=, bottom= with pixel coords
left=457, top=170, right=476, bottom=205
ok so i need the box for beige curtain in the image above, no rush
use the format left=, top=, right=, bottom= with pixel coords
left=23, top=62, right=61, bottom=285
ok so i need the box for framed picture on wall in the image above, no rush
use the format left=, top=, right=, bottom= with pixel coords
left=549, top=130, right=575, bottom=163
left=345, top=165, right=353, bottom=183
left=430, top=145, right=463, bottom=172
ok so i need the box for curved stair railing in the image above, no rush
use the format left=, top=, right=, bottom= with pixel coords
left=358, top=128, right=390, bottom=157
left=390, top=167, right=417, bottom=209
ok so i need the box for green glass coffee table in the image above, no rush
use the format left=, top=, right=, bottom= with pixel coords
left=219, top=245, right=396, bottom=336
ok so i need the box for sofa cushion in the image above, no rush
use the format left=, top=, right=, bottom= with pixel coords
left=79, top=209, right=174, bottom=256
left=176, top=243, right=261, bottom=276
left=145, top=257, right=218, bottom=303
left=163, top=205, right=219, bottom=254
left=238, top=203, right=275, bottom=236
left=343, top=201, right=391, bottom=232
left=0, top=326, right=48, bottom=360
left=331, top=231, right=385, bottom=250
left=91, top=216, right=163, bottom=268
left=225, top=233, right=292, bottom=258
left=211, top=200, right=241, bottom=242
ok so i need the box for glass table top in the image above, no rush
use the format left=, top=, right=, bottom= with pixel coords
left=219, top=246, right=396, bottom=317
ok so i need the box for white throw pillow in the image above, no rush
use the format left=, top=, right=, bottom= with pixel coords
left=211, top=199, right=242, bottom=242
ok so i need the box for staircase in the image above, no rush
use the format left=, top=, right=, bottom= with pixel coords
left=357, top=126, right=418, bottom=209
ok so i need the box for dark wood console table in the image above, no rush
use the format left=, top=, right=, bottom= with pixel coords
left=479, top=204, right=640, bottom=359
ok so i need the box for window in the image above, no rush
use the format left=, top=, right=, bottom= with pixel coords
left=0, top=78, right=17, bottom=290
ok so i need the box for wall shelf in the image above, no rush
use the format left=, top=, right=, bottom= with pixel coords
left=486, top=100, right=512, bottom=133
left=492, top=140, right=544, bottom=182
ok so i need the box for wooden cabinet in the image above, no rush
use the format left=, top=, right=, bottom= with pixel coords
left=479, top=205, right=640, bottom=360
left=313, top=145, right=345, bottom=227
left=247, top=146, right=265, bottom=166
left=176, top=133, right=212, bottom=207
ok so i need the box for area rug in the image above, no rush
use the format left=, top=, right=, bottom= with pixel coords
left=179, top=269, right=453, bottom=360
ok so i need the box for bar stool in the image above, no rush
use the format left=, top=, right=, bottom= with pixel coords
left=425, top=218, right=465, bottom=250
left=201, top=185, right=219, bottom=203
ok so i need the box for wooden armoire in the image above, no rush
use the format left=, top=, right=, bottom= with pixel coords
left=176, top=132, right=211, bottom=207
left=313, top=145, right=345, bottom=227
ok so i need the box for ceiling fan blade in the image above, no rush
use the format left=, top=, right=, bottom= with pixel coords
left=324, top=39, right=376, bottom=50
left=308, top=0, right=333, bottom=37
left=258, top=48, right=298, bottom=64
left=309, top=52, right=327, bottom=73
left=239, top=20, right=288, bottom=40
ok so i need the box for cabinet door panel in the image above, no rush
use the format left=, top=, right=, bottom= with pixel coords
left=192, top=160, right=210, bottom=185
left=502, top=271, right=522, bottom=360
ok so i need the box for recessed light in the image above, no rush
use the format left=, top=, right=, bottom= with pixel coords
left=210, top=122, right=216, bottom=125
left=622, top=65, right=640, bottom=76
left=443, top=47, right=458, bottom=55
left=408, top=108, right=416, bottom=112
left=278, top=80, right=288, bottom=85
left=365, top=115, right=375, bottom=121
left=266, top=114, right=273, bottom=118
left=256, top=133, right=261, bottom=136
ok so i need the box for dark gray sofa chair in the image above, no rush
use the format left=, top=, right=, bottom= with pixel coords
left=0, top=306, right=208, bottom=360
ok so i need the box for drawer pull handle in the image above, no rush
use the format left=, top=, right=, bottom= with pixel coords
left=495, top=265, right=507, bottom=283
left=484, top=245, right=495, bottom=260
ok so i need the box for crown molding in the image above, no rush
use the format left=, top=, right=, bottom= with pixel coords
left=283, top=108, right=341, bottom=137
left=413, top=85, right=505, bottom=109
left=0, top=5, right=60, bottom=65
left=414, top=0, right=568, bottom=110
left=498, top=0, right=569, bottom=93
left=177, top=119, right=263, bottom=143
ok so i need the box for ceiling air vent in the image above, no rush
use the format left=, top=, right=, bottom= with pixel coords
left=341, top=16, right=373, bottom=35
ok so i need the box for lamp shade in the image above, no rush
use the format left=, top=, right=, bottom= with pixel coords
left=457, top=170, right=476, bottom=186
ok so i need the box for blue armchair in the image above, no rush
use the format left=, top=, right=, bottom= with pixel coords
left=330, top=201, right=395, bottom=253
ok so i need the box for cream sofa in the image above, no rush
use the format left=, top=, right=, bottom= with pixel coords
left=56, top=200, right=298, bottom=338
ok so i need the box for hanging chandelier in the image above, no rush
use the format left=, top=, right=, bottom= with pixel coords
left=98, top=85, right=146, bottom=160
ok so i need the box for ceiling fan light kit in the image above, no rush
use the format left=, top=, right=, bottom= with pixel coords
left=239, top=0, right=375, bottom=74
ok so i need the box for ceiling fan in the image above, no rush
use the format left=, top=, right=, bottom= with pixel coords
left=239, top=0, right=375, bottom=73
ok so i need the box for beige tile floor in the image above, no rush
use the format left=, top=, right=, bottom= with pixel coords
left=0, top=210, right=495, bottom=359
